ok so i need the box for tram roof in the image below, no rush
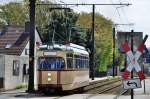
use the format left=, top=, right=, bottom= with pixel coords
left=39, top=43, right=89, bottom=55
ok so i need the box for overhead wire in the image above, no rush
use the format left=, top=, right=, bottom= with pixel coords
left=117, top=0, right=134, bottom=31
left=109, top=0, right=124, bottom=27
left=109, top=0, right=132, bottom=31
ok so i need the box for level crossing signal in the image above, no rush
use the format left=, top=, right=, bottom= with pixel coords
left=122, top=35, right=148, bottom=80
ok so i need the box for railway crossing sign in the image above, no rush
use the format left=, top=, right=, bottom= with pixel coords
left=122, top=35, right=148, bottom=80
left=123, top=78, right=141, bottom=90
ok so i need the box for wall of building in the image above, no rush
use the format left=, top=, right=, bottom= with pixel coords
left=0, top=55, right=5, bottom=89
left=21, top=42, right=29, bottom=57
left=21, top=29, right=42, bottom=57
left=4, top=55, right=29, bottom=90
left=0, top=55, right=5, bottom=78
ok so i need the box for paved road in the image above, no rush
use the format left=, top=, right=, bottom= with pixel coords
left=0, top=89, right=58, bottom=99
left=1, top=78, right=150, bottom=99
left=0, top=88, right=149, bottom=99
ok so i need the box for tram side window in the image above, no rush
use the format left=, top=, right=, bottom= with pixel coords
left=74, top=55, right=89, bottom=69
left=67, top=54, right=73, bottom=68
left=82, top=56, right=87, bottom=68
left=80, top=56, right=84, bottom=68
left=86, top=57, right=89, bottom=68
left=83, top=56, right=86, bottom=68
left=75, top=55, right=79, bottom=68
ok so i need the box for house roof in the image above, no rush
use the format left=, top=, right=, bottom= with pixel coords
left=0, top=25, right=29, bottom=55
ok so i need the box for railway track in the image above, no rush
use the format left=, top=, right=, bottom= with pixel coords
left=40, top=77, right=129, bottom=96
left=83, top=78, right=123, bottom=94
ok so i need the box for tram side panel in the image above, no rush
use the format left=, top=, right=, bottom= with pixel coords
left=60, top=70, right=89, bottom=90
left=38, top=70, right=89, bottom=91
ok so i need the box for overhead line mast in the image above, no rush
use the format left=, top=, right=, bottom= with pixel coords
left=28, top=0, right=36, bottom=92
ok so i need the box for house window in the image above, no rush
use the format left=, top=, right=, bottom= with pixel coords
left=5, top=44, right=12, bottom=49
left=25, top=49, right=29, bottom=55
left=13, top=60, right=20, bottom=76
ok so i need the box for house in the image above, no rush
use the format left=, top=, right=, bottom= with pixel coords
left=0, top=24, right=42, bottom=90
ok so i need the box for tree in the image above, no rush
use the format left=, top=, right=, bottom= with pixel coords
left=43, top=9, right=83, bottom=44
left=0, top=2, right=28, bottom=25
left=77, top=12, right=113, bottom=71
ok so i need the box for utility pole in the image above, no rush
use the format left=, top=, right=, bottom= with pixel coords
left=131, top=30, right=134, bottom=99
left=28, top=0, right=36, bottom=92
left=90, top=4, right=95, bottom=80
left=112, top=27, right=116, bottom=77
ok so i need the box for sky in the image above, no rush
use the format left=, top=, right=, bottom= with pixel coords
left=0, top=0, right=150, bottom=47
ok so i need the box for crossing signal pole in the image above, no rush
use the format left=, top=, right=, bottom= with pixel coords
left=131, top=30, right=134, bottom=99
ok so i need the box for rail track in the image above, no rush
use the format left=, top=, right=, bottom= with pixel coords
left=41, top=77, right=130, bottom=96
left=83, top=78, right=123, bottom=94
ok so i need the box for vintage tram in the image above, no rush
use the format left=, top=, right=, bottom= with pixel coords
left=37, top=43, right=89, bottom=91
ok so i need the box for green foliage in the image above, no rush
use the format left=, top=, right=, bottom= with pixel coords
left=107, top=76, right=120, bottom=80
left=15, top=84, right=27, bottom=89
left=43, top=9, right=79, bottom=44
left=0, top=2, right=28, bottom=25
left=77, top=13, right=113, bottom=72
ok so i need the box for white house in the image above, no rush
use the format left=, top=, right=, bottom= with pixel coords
left=0, top=24, right=42, bottom=90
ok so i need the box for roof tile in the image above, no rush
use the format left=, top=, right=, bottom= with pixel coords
left=0, top=26, right=29, bottom=55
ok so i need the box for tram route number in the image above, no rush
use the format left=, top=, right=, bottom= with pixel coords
left=123, top=78, right=141, bottom=90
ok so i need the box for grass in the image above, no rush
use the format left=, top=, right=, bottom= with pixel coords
left=15, top=84, right=28, bottom=89
left=107, top=76, right=120, bottom=80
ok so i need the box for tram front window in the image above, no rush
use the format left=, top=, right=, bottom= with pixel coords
left=39, top=57, right=65, bottom=70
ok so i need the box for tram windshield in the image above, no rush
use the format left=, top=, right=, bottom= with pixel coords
left=39, top=57, right=65, bottom=70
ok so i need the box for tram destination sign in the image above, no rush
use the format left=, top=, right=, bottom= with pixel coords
left=117, top=32, right=143, bottom=52
left=123, top=78, right=142, bottom=90
left=44, top=51, right=57, bottom=56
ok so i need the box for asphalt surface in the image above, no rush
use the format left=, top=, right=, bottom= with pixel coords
left=0, top=78, right=150, bottom=99
left=0, top=89, right=58, bottom=99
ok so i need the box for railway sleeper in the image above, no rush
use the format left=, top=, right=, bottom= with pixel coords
left=84, top=81, right=122, bottom=94
left=84, top=79, right=121, bottom=91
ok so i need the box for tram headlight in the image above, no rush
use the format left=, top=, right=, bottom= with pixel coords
left=48, top=77, right=51, bottom=81
left=48, top=73, right=51, bottom=76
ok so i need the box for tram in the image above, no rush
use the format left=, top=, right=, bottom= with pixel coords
left=37, top=43, right=89, bottom=91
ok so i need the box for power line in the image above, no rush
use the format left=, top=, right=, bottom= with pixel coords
left=37, top=3, right=131, bottom=6
left=118, top=0, right=133, bottom=31
left=109, top=0, right=124, bottom=29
